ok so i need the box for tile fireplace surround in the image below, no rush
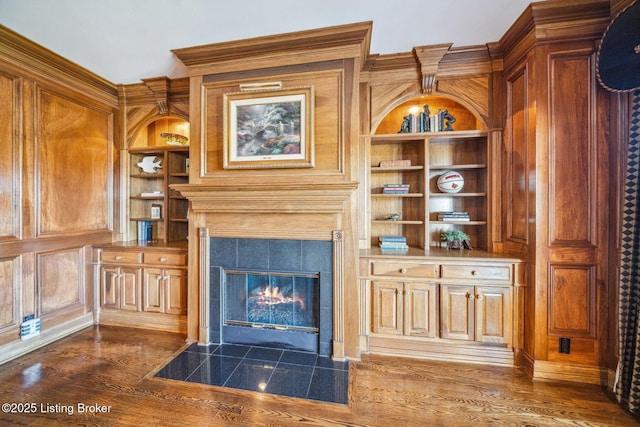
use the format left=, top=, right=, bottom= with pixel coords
left=209, top=237, right=334, bottom=356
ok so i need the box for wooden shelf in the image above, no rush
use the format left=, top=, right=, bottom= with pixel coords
left=371, top=166, right=424, bottom=172
left=430, top=220, right=486, bottom=225
left=429, top=193, right=486, bottom=197
left=372, top=193, right=424, bottom=198
left=430, top=164, right=486, bottom=170
left=369, top=125, right=494, bottom=250
left=372, top=220, right=424, bottom=225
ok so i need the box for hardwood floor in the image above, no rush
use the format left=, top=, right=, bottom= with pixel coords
left=0, top=326, right=636, bottom=426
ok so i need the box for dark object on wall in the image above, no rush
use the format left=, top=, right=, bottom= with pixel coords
left=596, top=1, right=640, bottom=92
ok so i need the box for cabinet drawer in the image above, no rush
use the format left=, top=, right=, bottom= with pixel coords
left=144, top=252, right=187, bottom=266
left=440, top=264, right=511, bottom=282
left=371, top=261, right=437, bottom=278
left=101, top=250, right=142, bottom=264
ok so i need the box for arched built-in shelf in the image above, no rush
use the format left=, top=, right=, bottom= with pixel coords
left=368, top=96, right=495, bottom=250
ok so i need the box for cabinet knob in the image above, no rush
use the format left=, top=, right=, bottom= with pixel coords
left=159, top=257, right=168, bottom=263
left=400, top=268, right=407, bottom=274
left=115, top=256, right=123, bottom=261
left=476, top=294, right=483, bottom=300
left=468, top=293, right=475, bottom=300
left=471, top=270, right=478, bottom=276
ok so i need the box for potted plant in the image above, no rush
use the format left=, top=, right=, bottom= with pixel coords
left=441, top=229, right=472, bottom=250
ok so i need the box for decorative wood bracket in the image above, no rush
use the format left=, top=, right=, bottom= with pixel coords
left=413, top=43, right=452, bottom=94
left=142, top=76, right=170, bottom=114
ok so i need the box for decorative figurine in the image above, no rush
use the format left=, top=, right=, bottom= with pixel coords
left=442, top=109, right=456, bottom=131
left=398, top=114, right=412, bottom=133
left=419, top=104, right=431, bottom=132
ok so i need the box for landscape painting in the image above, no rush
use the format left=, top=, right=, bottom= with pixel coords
left=223, top=86, right=314, bottom=169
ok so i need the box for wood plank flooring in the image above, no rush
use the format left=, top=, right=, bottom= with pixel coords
left=0, top=325, right=636, bottom=426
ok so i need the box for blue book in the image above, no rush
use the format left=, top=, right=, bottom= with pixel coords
left=379, top=235, right=407, bottom=243
left=145, top=221, right=153, bottom=241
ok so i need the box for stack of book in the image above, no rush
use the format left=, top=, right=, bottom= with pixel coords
left=379, top=235, right=409, bottom=250
left=137, top=220, right=153, bottom=242
left=379, top=159, right=411, bottom=167
left=437, top=211, right=470, bottom=221
left=382, top=184, right=410, bottom=194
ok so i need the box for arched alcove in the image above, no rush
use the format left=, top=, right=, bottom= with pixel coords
left=374, top=95, right=485, bottom=135
left=129, top=116, right=190, bottom=149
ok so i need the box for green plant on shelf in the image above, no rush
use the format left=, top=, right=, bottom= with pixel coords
left=441, top=229, right=472, bottom=250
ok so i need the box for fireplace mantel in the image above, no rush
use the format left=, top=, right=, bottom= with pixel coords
left=176, top=180, right=359, bottom=360
left=172, top=181, right=358, bottom=214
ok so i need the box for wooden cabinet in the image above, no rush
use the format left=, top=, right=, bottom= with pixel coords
left=143, top=267, right=187, bottom=315
left=95, top=243, right=187, bottom=332
left=372, top=281, right=438, bottom=338
left=440, top=284, right=511, bottom=345
left=361, top=248, right=522, bottom=366
left=369, top=129, right=495, bottom=250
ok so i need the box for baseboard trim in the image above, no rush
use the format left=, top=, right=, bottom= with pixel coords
left=533, top=359, right=605, bottom=385
left=0, top=313, right=93, bottom=365
left=368, top=335, right=514, bottom=366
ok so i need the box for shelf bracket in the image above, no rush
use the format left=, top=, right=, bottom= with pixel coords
left=142, top=76, right=171, bottom=115
left=413, top=43, right=452, bottom=94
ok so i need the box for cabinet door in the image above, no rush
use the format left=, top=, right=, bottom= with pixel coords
left=371, top=281, right=403, bottom=335
left=475, top=286, right=512, bottom=345
left=100, top=266, right=120, bottom=309
left=440, top=284, right=474, bottom=341
left=143, top=267, right=165, bottom=313
left=120, top=267, right=142, bottom=311
left=404, top=283, right=437, bottom=337
left=164, top=268, right=186, bottom=315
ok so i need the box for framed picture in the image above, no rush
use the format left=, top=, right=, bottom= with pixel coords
left=223, top=86, right=314, bottom=169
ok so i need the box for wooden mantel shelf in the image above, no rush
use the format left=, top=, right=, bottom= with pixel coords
left=171, top=182, right=358, bottom=214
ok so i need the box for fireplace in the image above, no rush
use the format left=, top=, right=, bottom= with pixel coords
left=210, top=237, right=333, bottom=355
left=224, top=270, right=319, bottom=331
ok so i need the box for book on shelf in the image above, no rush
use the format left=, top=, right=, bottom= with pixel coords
left=140, top=191, right=165, bottom=197
left=437, top=211, right=470, bottom=221
left=379, top=235, right=407, bottom=243
left=379, top=159, right=412, bottom=167
left=383, top=183, right=410, bottom=194
left=137, top=220, right=153, bottom=242
left=379, top=242, right=409, bottom=250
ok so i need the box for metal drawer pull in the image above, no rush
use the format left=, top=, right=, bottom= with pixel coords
left=400, top=268, right=407, bottom=274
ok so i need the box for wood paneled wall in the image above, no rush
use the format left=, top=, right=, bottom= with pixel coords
left=0, top=25, right=118, bottom=362
left=500, top=0, right=613, bottom=383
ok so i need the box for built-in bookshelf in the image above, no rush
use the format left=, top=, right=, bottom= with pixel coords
left=128, top=117, right=190, bottom=243
left=369, top=130, right=493, bottom=250
left=129, top=147, right=189, bottom=242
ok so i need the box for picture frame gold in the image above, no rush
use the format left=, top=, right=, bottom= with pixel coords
left=223, top=86, right=314, bottom=169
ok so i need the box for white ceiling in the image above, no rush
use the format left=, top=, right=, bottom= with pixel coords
left=0, top=0, right=536, bottom=85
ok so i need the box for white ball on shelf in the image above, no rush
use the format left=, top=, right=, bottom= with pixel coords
left=437, top=170, right=464, bottom=193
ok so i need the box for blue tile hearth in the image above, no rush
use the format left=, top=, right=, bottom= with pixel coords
left=155, top=343, right=349, bottom=405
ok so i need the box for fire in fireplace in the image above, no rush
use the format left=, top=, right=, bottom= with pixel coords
left=224, top=270, right=319, bottom=332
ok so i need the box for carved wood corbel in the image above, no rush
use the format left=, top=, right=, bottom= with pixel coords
left=142, top=76, right=170, bottom=114
left=413, top=43, right=452, bottom=94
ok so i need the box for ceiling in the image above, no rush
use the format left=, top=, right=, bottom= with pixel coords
left=0, top=0, right=537, bottom=85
